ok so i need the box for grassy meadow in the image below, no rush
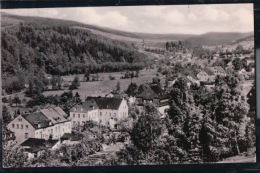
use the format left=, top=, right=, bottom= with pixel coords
left=43, top=69, right=161, bottom=99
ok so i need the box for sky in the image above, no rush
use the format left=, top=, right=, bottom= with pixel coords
left=1, top=3, right=254, bottom=35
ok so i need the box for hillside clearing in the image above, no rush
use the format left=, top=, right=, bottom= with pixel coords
left=43, top=69, right=160, bottom=99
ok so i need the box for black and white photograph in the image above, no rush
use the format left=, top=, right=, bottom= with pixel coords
left=1, top=3, right=256, bottom=167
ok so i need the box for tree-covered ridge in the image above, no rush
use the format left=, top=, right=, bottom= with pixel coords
left=1, top=22, right=147, bottom=76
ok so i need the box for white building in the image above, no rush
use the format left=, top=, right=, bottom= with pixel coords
left=7, top=106, right=72, bottom=143
left=70, top=97, right=128, bottom=129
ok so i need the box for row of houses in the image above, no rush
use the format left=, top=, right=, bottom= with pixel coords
left=7, top=97, right=129, bottom=158
left=8, top=98, right=129, bottom=143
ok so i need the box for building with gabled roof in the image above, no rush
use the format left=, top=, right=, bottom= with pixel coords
left=7, top=106, right=72, bottom=143
left=135, top=85, right=170, bottom=116
left=208, top=66, right=226, bottom=77
left=197, top=71, right=210, bottom=82
left=87, top=97, right=123, bottom=110
left=21, top=138, right=60, bottom=159
left=70, top=97, right=128, bottom=129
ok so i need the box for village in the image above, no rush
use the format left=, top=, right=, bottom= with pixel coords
left=2, top=36, right=255, bottom=166
left=1, top=5, right=256, bottom=166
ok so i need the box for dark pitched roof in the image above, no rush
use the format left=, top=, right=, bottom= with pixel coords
left=82, top=99, right=99, bottom=111
left=86, top=97, right=123, bottom=110
left=21, top=138, right=45, bottom=147
left=21, top=138, right=59, bottom=153
left=70, top=99, right=99, bottom=112
left=22, top=112, right=50, bottom=129
left=137, top=86, right=159, bottom=100
left=71, top=97, right=123, bottom=112
left=21, top=107, right=69, bottom=129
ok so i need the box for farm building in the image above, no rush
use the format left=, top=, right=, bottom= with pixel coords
left=208, top=66, right=226, bottom=77
left=135, top=86, right=169, bottom=116
left=70, top=97, right=128, bottom=129
left=7, top=106, right=72, bottom=143
left=20, top=138, right=60, bottom=159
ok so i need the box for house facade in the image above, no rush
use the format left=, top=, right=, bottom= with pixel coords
left=209, top=66, right=226, bottom=77
left=70, top=97, right=128, bottom=129
left=197, top=71, right=210, bottom=82
left=7, top=106, right=72, bottom=143
left=135, top=86, right=169, bottom=116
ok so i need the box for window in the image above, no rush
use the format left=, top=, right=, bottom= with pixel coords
left=83, top=114, right=85, bottom=118
left=78, top=114, right=80, bottom=118
left=16, top=124, right=19, bottom=129
left=26, top=125, right=29, bottom=129
left=73, top=114, right=75, bottom=118
left=18, top=118, right=22, bottom=122
left=25, top=133, right=28, bottom=139
left=12, top=124, right=15, bottom=128
left=21, top=124, right=23, bottom=129
left=100, top=112, right=102, bottom=116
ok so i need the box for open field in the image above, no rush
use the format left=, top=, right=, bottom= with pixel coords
left=43, top=69, right=162, bottom=99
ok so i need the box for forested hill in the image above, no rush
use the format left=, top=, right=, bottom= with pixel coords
left=185, top=32, right=253, bottom=46
left=1, top=13, right=148, bottom=77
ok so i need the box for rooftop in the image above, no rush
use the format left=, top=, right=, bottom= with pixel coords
left=71, top=97, right=123, bottom=112
left=208, top=66, right=226, bottom=74
left=87, top=97, right=123, bottom=110
left=22, top=106, right=68, bottom=129
left=137, top=87, right=158, bottom=100
left=21, top=138, right=59, bottom=153
left=22, top=112, right=50, bottom=129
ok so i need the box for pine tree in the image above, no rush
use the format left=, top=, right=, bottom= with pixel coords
left=184, top=110, right=202, bottom=162
left=167, top=77, right=196, bottom=162
left=131, top=103, right=162, bottom=155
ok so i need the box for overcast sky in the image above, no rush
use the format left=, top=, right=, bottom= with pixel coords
left=1, top=4, right=254, bottom=34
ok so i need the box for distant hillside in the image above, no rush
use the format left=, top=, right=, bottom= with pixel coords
left=185, top=32, right=253, bottom=46
left=1, top=13, right=148, bottom=77
left=232, top=34, right=254, bottom=44
left=74, top=22, right=253, bottom=46
left=1, top=13, right=151, bottom=94
left=1, top=12, right=253, bottom=47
